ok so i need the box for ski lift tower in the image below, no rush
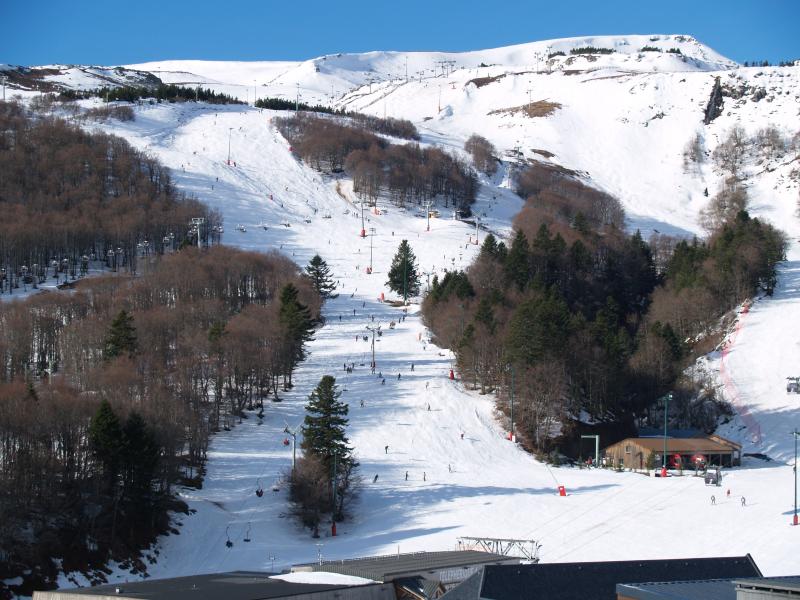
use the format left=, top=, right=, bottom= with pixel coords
left=580, top=435, right=600, bottom=466
left=366, top=324, right=381, bottom=370
left=424, top=200, right=433, bottom=232
left=368, top=227, right=376, bottom=273
left=191, top=218, right=205, bottom=250
left=284, top=422, right=299, bottom=476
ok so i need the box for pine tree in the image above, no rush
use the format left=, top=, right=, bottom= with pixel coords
left=480, top=233, right=498, bottom=259
left=280, top=284, right=315, bottom=359
left=279, top=283, right=315, bottom=387
left=301, top=375, right=352, bottom=472
left=305, top=255, right=338, bottom=299
left=505, top=230, right=530, bottom=290
left=89, top=400, right=123, bottom=484
left=387, top=240, right=420, bottom=300
left=121, top=412, right=159, bottom=502
left=105, top=310, right=137, bottom=359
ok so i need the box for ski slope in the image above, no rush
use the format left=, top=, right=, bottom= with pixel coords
left=51, top=94, right=797, bottom=590
left=15, top=35, right=794, bottom=589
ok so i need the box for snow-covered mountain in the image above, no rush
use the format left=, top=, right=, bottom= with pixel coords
left=7, top=34, right=800, bottom=590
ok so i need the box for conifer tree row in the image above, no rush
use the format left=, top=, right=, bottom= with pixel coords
left=422, top=161, right=786, bottom=455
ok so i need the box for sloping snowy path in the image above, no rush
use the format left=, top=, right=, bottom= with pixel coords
left=79, top=103, right=800, bottom=583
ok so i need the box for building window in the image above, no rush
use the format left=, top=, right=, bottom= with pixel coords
left=625, top=445, right=631, bottom=454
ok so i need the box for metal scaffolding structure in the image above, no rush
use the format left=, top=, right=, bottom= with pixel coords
left=457, top=537, right=541, bottom=562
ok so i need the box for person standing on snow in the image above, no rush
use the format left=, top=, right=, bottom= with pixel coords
left=384, top=445, right=389, bottom=454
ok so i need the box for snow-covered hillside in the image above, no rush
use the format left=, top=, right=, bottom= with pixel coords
left=10, top=34, right=800, bottom=590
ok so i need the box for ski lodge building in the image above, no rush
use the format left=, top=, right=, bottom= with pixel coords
left=603, top=433, right=742, bottom=471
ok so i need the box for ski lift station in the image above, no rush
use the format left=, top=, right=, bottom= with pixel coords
left=604, top=434, right=742, bottom=471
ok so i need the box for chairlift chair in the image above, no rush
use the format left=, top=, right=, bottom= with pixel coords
left=256, top=478, right=264, bottom=497
left=225, top=525, right=233, bottom=548
left=243, top=523, right=252, bottom=542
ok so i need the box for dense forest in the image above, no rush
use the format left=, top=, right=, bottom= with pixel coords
left=60, top=84, right=244, bottom=105
left=0, top=104, right=319, bottom=597
left=275, top=113, right=476, bottom=214
left=256, top=97, right=420, bottom=140
left=422, top=159, right=786, bottom=457
left=0, top=101, right=222, bottom=295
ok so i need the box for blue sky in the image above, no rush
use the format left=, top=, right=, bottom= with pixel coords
left=4, top=0, right=798, bottom=66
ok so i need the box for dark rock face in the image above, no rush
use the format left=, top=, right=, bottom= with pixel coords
left=704, top=76, right=724, bottom=124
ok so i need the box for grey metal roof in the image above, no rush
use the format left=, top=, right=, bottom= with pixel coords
left=36, top=571, right=360, bottom=600
left=616, top=578, right=740, bottom=600
left=394, top=576, right=444, bottom=599
left=735, top=576, right=800, bottom=593
left=440, top=570, right=483, bottom=600
left=292, top=551, right=518, bottom=582
left=617, top=576, right=800, bottom=600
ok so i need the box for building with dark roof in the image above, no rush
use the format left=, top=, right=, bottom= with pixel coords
left=292, top=551, right=519, bottom=596
left=32, top=571, right=395, bottom=600
left=617, top=576, right=800, bottom=600
left=617, top=578, right=742, bottom=600
left=441, top=555, right=762, bottom=600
